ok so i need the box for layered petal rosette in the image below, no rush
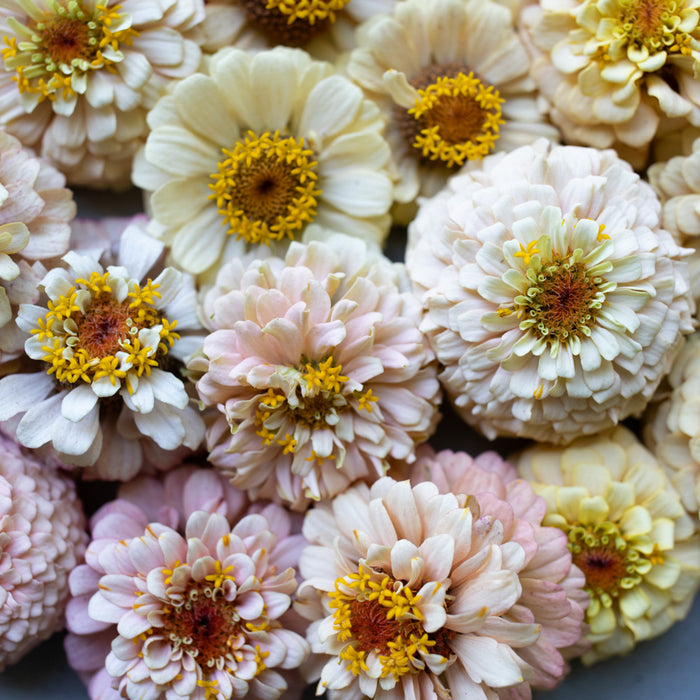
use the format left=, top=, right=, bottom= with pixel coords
left=0, top=129, right=75, bottom=364
left=0, top=221, right=205, bottom=478
left=347, top=0, right=558, bottom=221
left=408, top=447, right=590, bottom=689
left=297, top=476, right=581, bottom=698
left=192, top=235, right=441, bottom=508
left=0, top=432, right=87, bottom=670
left=522, top=0, right=700, bottom=165
left=406, top=140, right=694, bottom=443
left=64, top=466, right=308, bottom=700
left=0, top=0, right=204, bottom=188
left=132, top=46, right=394, bottom=276
left=513, top=426, right=700, bottom=663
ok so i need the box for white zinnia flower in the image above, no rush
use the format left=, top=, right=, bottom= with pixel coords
left=0, top=222, right=205, bottom=477
left=513, top=426, right=700, bottom=663
left=133, top=46, right=394, bottom=276
left=346, top=0, right=559, bottom=221
left=0, top=0, right=204, bottom=188
left=406, top=139, right=694, bottom=444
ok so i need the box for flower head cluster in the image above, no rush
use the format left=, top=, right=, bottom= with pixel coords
left=347, top=0, right=559, bottom=220
left=193, top=234, right=441, bottom=508
left=0, top=129, right=74, bottom=364
left=514, top=426, right=700, bottom=663
left=65, top=465, right=308, bottom=700
left=0, top=0, right=204, bottom=187
left=0, top=432, right=87, bottom=670
left=0, top=221, right=205, bottom=478
left=406, top=140, right=694, bottom=443
left=296, top=475, right=585, bottom=698
left=522, top=0, right=700, bottom=165
left=133, top=46, right=394, bottom=276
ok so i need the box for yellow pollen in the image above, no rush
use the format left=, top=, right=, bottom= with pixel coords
left=303, top=355, right=349, bottom=393
left=408, top=71, right=504, bottom=167
left=265, top=0, right=350, bottom=25
left=209, top=130, right=321, bottom=246
left=204, top=560, right=236, bottom=588
left=356, top=388, right=378, bottom=412
left=514, top=240, right=540, bottom=266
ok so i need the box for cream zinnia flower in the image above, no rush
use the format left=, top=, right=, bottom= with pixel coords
left=297, top=476, right=581, bottom=698
left=0, top=222, right=205, bottom=477
left=0, top=432, right=87, bottom=670
left=133, top=45, right=393, bottom=276
left=523, top=0, right=700, bottom=165
left=513, top=426, right=700, bottom=663
left=0, top=0, right=203, bottom=188
left=192, top=235, right=440, bottom=508
left=65, top=469, right=308, bottom=700
left=645, top=332, right=700, bottom=517
left=346, top=0, right=558, bottom=221
left=406, top=140, right=694, bottom=444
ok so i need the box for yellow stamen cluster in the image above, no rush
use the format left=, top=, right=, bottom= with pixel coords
left=265, top=0, right=350, bottom=25
left=2, top=1, right=137, bottom=102
left=302, top=355, right=349, bottom=393
left=409, top=71, right=504, bottom=167
left=209, top=130, right=321, bottom=246
left=31, top=271, right=178, bottom=388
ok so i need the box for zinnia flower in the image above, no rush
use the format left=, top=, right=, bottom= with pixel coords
left=645, top=332, right=700, bottom=517
left=522, top=0, right=700, bottom=166
left=513, top=426, right=700, bottom=663
left=296, top=475, right=582, bottom=697
left=406, top=139, right=694, bottom=444
left=0, top=129, right=74, bottom=364
left=192, top=234, right=441, bottom=508
left=346, top=0, right=559, bottom=220
left=0, top=0, right=204, bottom=188
left=132, top=46, right=394, bottom=275
left=0, top=220, right=205, bottom=478
left=408, top=446, right=589, bottom=688
left=648, top=137, right=700, bottom=301
left=0, top=431, right=87, bottom=670
left=65, top=464, right=309, bottom=700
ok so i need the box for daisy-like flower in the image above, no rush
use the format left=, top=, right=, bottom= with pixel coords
left=0, top=129, right=74, bottom=363
left=346, top=0, right=559, bottom=220
left=192, top=234, right=440, bottom=508
left=0, top=0, right=204, bottom=188
left=645, top=332, right=700, bottom=517
left=408, top=446, right=589, bottom=688
left=522, top=0, right=700, bottom=166
left=649, top=137, right=700, bottom=301
left=132, top=46, right=394, bottom=276
left=0, top=431, right=87, bottom=670
left=297, top=475, right=582, bottom=698
left=65, top=465, right=309, bottom=700
left=406, top=140, right=694, bottom=444
left=0, top=221, right=205, bottom=477
left=513, top=426, right=700, bottom=664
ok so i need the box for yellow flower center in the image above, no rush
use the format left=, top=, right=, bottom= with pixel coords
left=407, top=70, right=504, bottom=168
left=617, top=0, right=694, bottom=53
left=329, top=563, right=449, bottom=681
left=209, top=131, right=321, bottom=246
left=1, top=2, right=137, bottom=102
left=242, top=0, right=350, bottom=46
left=31, top=271, right=178, bottom=389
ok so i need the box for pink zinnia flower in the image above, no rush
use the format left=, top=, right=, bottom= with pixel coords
left=0, top=431, right=87, bottom=669
left=65, top=464, right=309, bottom=700
left=193, top=235, right=441, bottom=508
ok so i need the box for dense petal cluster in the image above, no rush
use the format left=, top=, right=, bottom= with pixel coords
left=193, top=235, right=440, bottom=508
left=0, top=129, right=74, bottom=364
left=0, top=221, right=205, bottom=478
left=514, top=426, right=700, bottom=663
left=406, top=140, right=694, bottom=443
left=347, top=0, right=558, bottom=221
left=133, top=46, right=394, bottom=276
left=65, top=465, right=308, bottom=700
left=0, top=432, right=87, bottom=670
left=297, top=475, right=583, bottom=698
left=0, top=0, right=204, bottom=188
